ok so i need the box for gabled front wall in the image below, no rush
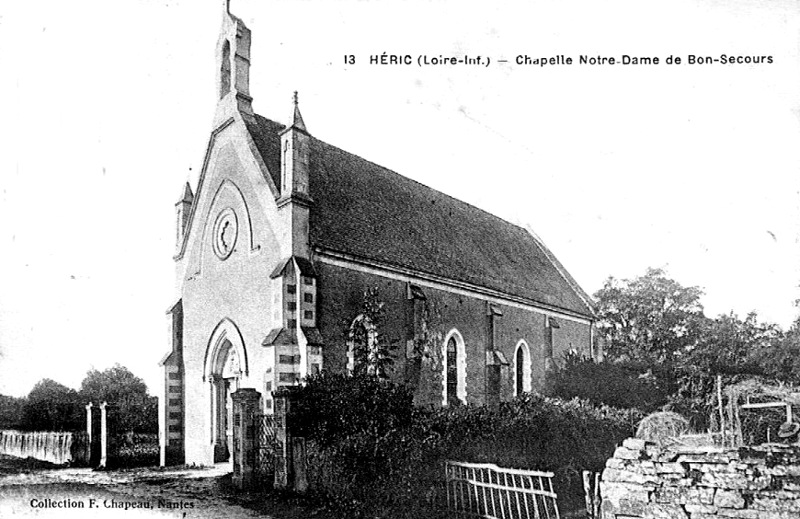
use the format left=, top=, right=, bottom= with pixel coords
left=314, top=259, right=593, bottom=407
left=177, top=123, right=285, bottom=465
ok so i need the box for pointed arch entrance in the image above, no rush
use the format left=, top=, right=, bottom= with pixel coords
left=203, top=319, right=249, bottom=463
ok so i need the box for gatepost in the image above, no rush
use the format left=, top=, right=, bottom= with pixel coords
left=231, top=388, right=261, bottom=490
left=273, top=388, right=292, bottom=490
left=85, top=403, right=100, bottom=466
left=98, top=402, right=117, bottom=469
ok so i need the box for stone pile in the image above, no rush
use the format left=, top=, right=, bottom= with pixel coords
left=600, top=437, right=800, bottom=519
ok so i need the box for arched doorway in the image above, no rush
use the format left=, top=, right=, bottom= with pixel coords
left=204, top=319, right=248, bottom=465
left=210, top=339, right=240, bottom=462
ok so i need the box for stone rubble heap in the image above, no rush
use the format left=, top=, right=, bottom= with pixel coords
left=600, top=437, right=800, bottom=519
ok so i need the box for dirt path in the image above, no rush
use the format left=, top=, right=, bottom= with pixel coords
left=0, top=458, right=271, bottom=518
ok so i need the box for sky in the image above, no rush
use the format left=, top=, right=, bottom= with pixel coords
left=0, top=0, right=798, bottom=397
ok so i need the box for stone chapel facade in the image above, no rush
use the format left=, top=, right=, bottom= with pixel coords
left=159, top=6, right=597, bottom=466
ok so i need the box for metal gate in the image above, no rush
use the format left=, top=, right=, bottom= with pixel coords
left=253, top=413, right=280, bottom=482
left=445, top=461, right=560, bottom=519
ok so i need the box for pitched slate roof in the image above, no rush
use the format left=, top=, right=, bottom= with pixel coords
left=244, top=114, right=594, bottom=317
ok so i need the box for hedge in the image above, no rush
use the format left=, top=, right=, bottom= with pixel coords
left=288, top=374, right=642, bottom=518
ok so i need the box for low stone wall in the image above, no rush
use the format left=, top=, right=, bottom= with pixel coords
left=0, top=430, right=89, bottom=465
left=600, top=438, right=800, bottom=518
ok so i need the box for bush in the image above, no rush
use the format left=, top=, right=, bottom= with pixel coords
left=427, top=394, right=643, bottom=511
left=108, top=432, right=159, bottom=469
left=551, top=353, right=670, bottom=412
left=287, top=371, right=414, bottom=447
left=290, top=374, right=642, bottom=518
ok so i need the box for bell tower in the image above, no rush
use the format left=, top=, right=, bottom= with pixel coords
left=214, top=0, right=253, bottom=126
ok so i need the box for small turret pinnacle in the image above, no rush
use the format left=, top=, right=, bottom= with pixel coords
left=179, top=182, right=194, bottom=204
left=290, top=91, right=308, bottom=133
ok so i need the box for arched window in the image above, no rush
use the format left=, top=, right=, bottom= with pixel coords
left=446, top=337, right=458, bottom=405
left=514, top=340, right=532, bottom=396
left=220, top=40, right=231, bottom=99
left=442, top=330, right=467, bottom=406
left=347, top=315, right=376, bottom=376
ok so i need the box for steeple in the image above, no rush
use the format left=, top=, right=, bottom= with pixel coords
left=213, top=0, right=253, bottom=125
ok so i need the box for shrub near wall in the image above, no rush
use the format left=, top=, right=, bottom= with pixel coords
left=108, top=432, right=159, bottom=469
left=290, top=375, right=642, bottom=518
left=429, top=394, right=643, bottom=512
left=551, top=353, right=670, bottom=413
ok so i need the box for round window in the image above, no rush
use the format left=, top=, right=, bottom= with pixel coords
left=212, top=208, right=238, bottom=260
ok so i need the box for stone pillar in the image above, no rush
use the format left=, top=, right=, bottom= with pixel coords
left=87, top=403, right=102, bottom=467
left=85, top=403, right=93, bottom=465
left=231, top=388, right=261, bottom=490
left=273, top=388, right=292, bottom=490
left=85, top=403, right=93, bottom=439
left=210, top=375, right=228, bottom=463
left=99, top=402, right=109, bottom=469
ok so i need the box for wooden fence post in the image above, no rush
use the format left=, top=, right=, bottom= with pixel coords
left=593, top=472, right=601, bottom=519
left=583, top=471, right=602, bottom=518
left=583, top=471, right=594, bottom=518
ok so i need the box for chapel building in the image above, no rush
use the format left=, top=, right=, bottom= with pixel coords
left=159, top=5, right=597, bottom=466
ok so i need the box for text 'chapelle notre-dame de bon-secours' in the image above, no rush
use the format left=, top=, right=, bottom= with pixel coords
left=343, top=53, right=774, bottom=68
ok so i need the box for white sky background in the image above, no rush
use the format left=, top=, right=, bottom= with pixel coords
left=0, top=0, right=798, bottom=397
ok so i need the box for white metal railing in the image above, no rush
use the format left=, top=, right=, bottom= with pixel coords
left=445, top=461, right=560, bottom=519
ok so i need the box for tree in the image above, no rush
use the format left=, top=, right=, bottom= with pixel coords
left=0, top=394, right=24, bottom=429
left=594, top=268, right=706, bottom=365
left=79, top=364, right=157, bottom=433
left=20, top=379, right=82, bottom=431
left=750, top=314, right=800, bottom=382
left=689, top=312, right=780, bottom=375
